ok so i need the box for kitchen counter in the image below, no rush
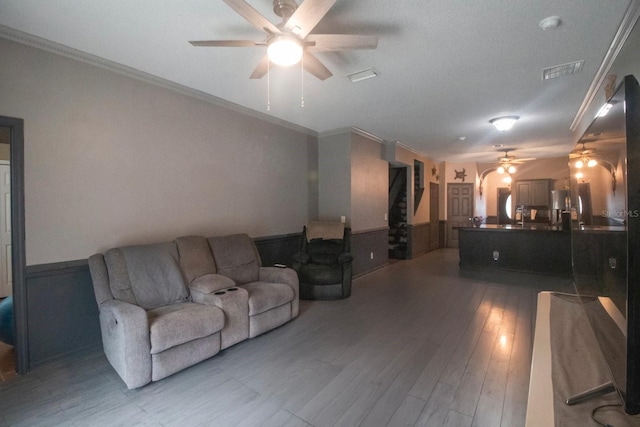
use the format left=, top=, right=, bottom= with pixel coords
left=465, top=224, right=565, bottom=231
left=458, top=225, right=572, bottom=276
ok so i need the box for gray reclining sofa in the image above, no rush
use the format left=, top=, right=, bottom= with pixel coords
left=88, top=233, right=299, bottom=389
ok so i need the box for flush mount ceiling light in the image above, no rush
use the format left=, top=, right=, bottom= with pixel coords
left=490, top=116, right=519, bottom=131
left=267, top=35, right=303, bottom=67
left=539, top=16, right=562, bottom=31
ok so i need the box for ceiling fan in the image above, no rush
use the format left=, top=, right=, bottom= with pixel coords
left=189, top=0, right=379, bottom=80
left=495, top=149, right=535, bottom=174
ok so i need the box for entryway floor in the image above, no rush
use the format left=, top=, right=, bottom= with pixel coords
left=0, top=341, right=15, bottom=382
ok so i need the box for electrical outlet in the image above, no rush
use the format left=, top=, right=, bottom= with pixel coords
left=609, top=257, right=617, bottom=269
left=384, top=213, right=388, bottom=221
left=370, top=252, right=374, bottom=260
left=493, top=250, right=500, bottom=261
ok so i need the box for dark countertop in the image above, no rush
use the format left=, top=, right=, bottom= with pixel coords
left=462, top=224, right=626, bottom=233
left=461, top=224, right=566, bottom=232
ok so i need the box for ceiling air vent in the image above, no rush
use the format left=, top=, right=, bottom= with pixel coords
left=347, top=68, right=379, bottom=83
left=542, top=60, right=584, bottom=80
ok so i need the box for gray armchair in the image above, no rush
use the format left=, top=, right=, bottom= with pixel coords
left=292, top=221, right=353, bottom=300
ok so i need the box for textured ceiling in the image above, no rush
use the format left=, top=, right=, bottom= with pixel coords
left=0, top=0, right=637, bottom=162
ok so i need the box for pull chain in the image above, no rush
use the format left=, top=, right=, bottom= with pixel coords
left=301, top=54, right=305, bottom=107
left=267, top=60, right=271, bottom=111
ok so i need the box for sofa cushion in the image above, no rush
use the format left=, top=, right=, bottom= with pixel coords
left=208, top=234, right=260, bottom=284
left=307, top=239, right=343, bottom=265
left=105, top=243, right=189, bottom=310
left=240, top=282, right=294, bottom=316
left=175, top=235, right=217, bottom=283
left=147, top=302, right=224, bottom=354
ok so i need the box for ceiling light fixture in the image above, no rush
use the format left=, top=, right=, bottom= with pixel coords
left=490, top=116, right=519, bottom=131
left=575, top=157, right=598, bottom=168
left=267, top=35, right=303, bottom=67
left=539, top=16, right=562, bottom=31
left=497, top=164, right=516, bottom=174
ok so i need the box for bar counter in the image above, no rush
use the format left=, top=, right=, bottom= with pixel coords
left=458, top=224, right=572, bottom=276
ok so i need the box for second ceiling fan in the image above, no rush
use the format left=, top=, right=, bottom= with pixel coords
left=190, top=0, right=379, bottom=80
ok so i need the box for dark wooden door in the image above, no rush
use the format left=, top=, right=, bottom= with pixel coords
left=447, top=183, right=474, bottom=248
left=430, top=182, right=439, bottom=250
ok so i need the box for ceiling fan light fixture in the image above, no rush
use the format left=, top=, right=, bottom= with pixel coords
left=587, top=158, right=598, bottom=167
left=508, top=165, right=516, bottom=174
left=267, top=36, right=303, bottom=67
left=575, top=159, right=584, bottom=168
left=490, top=116, right=519, bottom=131
left=497, top=166, right=505, bottom=174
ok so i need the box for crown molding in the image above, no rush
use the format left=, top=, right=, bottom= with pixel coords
left=570, top=0, right=640, bottom=132
left=318, top=126, right=384, bottom=144
left=393, top=140, right=435, bottom=161
left=0, top=25, right=318, bottom=138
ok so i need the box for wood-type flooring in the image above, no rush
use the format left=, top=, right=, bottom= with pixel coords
left=0, top=249, right=573, bottom=426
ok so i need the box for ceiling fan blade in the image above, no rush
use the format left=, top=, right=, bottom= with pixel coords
left=303, top=51, right=333, bottom=80
left=249, top=55, right=270, bottom=79
left=305, top=34, right=378, bottom=51
left=223, top=0, right=281, bottom=35
left=189, top=40, right=263, bottom=47
left=284, top=0, right=336, bottom=38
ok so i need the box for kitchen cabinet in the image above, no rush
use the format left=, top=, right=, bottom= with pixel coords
left=515, top=179, right=551, bottom=206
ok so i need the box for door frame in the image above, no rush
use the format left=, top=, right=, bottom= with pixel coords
left=0, top=116, right=27, bottom=374
left=0, top=160, right=11, bottom=298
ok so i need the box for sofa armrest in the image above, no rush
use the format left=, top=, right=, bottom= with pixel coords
left=190, top=273, right=236, bottom=294
left=98, top=299, right=151, bottom=389
left=259, top=267, right=300, bottom=318
left=190, top=286, right=249, bottom=349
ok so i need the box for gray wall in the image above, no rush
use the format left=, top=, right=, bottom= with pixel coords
left=318, top=131, right=351, bottom=223
left=350, top=131, right=388, bottom=232
left=0, top=37, right=318, bottom=265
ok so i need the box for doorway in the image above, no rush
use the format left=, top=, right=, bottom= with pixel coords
left=497, top=187, right=512, bottom=225
left=578, top=183, right=593, bottom=225
left=0, top=117, right=27, bottom=375
left=429, top=182, right=439, bottom=250
left=388, top=166, right=408, bottom=259
left=447, top=183, right=474, bottom=248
